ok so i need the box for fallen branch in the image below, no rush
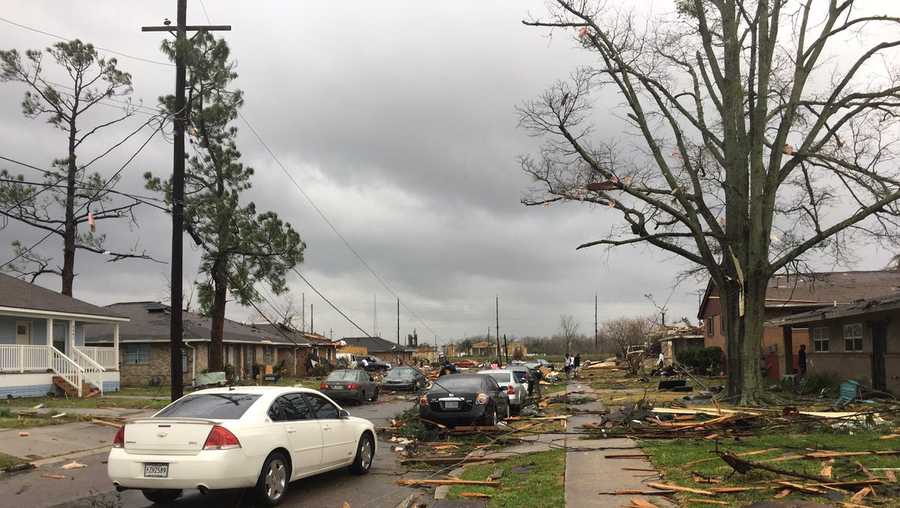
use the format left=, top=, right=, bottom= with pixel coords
left=719, top=452, right=830, bottom=483
left=397, top=479, right=500, bottom=487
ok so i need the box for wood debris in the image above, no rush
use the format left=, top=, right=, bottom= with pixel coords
left=688, top=500, right=729, bottom=506
left=849, top=486, right=872, bottom=504
left=396, top=479, right=500, bottom=487
left=90, top=418, right=122, bottom=429
left=61, top=461, right=87, bottom=470
left=628, top=498, right=659, bottom=508
left=41, top=473, right=67, bottom=480
left=647, top=482, right=715, bottom=496
left=460, top=492, right=492, bottom=499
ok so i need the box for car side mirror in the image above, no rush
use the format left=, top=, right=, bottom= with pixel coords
left=339, top=409, right=350, bottom=419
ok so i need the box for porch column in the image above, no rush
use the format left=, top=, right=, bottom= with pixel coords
left=68, top=319, right=76, bottom=354
left=783, top=325, right=794, bottom=376
left=113, top=324, right=120, bottom=370
left=47, top=317, right=54, bottom=369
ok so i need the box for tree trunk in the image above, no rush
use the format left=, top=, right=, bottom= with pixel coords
left=722, top=275, right=766, bottom=405
left=209, top=258, right=227, bottom=371
left=61, top=120, right=78, bottom=296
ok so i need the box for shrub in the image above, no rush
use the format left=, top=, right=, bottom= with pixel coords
left=0, top=406, right=12, bottom=418
left=677, top=347, right=723, bottom=374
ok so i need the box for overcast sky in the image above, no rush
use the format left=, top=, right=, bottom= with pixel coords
left=1, top=1, right=893, bottom=344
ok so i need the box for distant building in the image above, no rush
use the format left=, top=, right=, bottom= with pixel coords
left=650, top=323, right=705, bottom=364
left=413, top=344, right=438, bottom=363
left=341, top=336, right=415, bottom=365
left=470, top=340, right=496, bottom=358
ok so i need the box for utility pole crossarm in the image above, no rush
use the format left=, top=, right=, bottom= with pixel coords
left=141, top=25, right=232, bottom=32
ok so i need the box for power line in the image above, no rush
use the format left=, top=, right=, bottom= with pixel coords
left=292, top=268, right=371, bottom=337
left=0, top=15, right=174, bottom=67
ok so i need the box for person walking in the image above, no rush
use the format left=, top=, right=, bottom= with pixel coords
left=574, top=353, right=581, bottom=379
left=564, top=353, right=572, bottom=379
left=798, top=344, right=807, bottom=376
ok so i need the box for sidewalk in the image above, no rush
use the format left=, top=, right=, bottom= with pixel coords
left=563, top=380, right=673, bottom=508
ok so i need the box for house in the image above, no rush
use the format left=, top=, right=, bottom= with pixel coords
left=341, top=336, right=415, bottom=365
left=0, top=273, right=126, bottom=397
left=767, top=292, right=900, bottom=394
left=413, top=344, right=438, bottom=363
left=442, top=343, right=457, bottom=358
left=84, top=302, right=314, bottom=386
left=507, top=341, right=528, bottom=360
left=470, top=340, right=497, bottom=358
left=699, top=271, right=900, bottom=380
left=650, top=323, right=705, bottom=364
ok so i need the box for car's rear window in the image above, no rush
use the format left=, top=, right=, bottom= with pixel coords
left=327, top=370, right=358, bottom=381
left=512, top=371, right=528, bottom=383
left=156, top=393, right=261, bottom=419
left=433, top=376, right=482, bottom=391
left=484, top=372, right=512, bottom=384
left=387, top=368, right=416, bottom=379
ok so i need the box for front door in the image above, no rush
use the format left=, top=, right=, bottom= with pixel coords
left=15, top=321, right=31, bottom=345
left=871, top=321, right=887, bottom=391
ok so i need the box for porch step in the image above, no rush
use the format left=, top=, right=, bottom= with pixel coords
left=52, top=376, right=100, bottom=398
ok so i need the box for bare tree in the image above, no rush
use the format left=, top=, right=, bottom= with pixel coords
left=559, top=314, right=580, bottom=355
left=520, top=1, right=900, bottom=404
left=0, top=40, right=158, bottom=294
left=600, top=316, right=654, bottom=374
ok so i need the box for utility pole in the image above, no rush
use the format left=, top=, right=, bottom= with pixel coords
left=310, top=303, right=314, bottom=334
left=397, top=297, right=400, bottom=345
left=594, top=293, right=598, bottom=352
left=495, top=296, right=501, bottom=366
left=373, top=294, right=377, bottom=338
left=301, top=292, right=305, bottom=333
left=142, top=1, right=230, bottom=402
left=503, top=334, right=509, bottom=364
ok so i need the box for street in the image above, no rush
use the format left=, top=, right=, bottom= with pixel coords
left=4, top=397, right=420, bottom=508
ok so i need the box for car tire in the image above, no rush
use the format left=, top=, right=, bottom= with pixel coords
left=255, top=451, right=291, bottom=506
left=141, top=489, right=182, bottom=504
left=350, top=433, right=375, bottom=475
left=511, top=404, right=520, bottom=416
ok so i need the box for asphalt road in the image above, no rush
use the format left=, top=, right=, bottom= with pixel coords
left=6, top=395, right=423, bottom=508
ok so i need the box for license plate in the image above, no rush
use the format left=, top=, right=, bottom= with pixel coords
left=144, top=463, right=169, bottom=478
left=444, top=401, right=458, bottom=409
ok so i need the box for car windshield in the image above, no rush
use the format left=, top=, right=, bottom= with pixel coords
left=432, top=376, right=482, bottom=392
left=327, top=370, right=358, bottom=381
left=484, top=372, right=512, bottom=384
left=156, top=393, right=261, bottom=419
left=387, top=368, right=415, bottom=380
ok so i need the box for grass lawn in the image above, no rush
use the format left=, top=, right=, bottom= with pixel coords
left=3, top=395, right=169, bottom=411
left=446, top=449, right=565, bottom=507
left=642, top=431, right=900, bottom=507
left=0, top=451, right=25, bottom=470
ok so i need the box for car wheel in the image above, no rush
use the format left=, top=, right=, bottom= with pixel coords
left=510, top=404, right=520, bottom=416
left=141, top=489, right=182, bottom=504
left=350, top=433, right=375, bottom=475
left=255, top=451, right=291, bottom=506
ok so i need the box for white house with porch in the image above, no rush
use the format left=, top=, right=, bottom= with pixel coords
left=0, top=273, right=127, bottom=397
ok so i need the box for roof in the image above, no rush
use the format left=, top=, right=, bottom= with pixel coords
left=471, top=341, right=493, bottom=348
left=341, top=336, right=415, bottom=354
left=83, top=302, right=306, bottom=346
left=766, top=291, right=900, bottom=327
left=250, top=323, right=312, bottom=347
left=698, top=270, right=900, bottom=319
left=0, top=273, right=128, bottom=322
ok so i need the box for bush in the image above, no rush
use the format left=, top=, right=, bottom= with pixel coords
left=677, top=347, right=723, bottom=374
left=798, top=371, right=841, bottom=396
left=0, top=406, right=12, bottom=418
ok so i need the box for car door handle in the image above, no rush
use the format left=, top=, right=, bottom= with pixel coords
left=286, top=426, right=296, bottom=434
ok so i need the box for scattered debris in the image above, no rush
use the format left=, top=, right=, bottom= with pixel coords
left=40, top=474, right=67, bottom=480
left=18, top=432, right=29, bottom=437
left=61, top=461, right=87, bottom=470
left=460, top=492, right=492, bottom=499
left=397, top=478, right=501, bottom=487
left=50, top=412, right=66, bottom=419
left=647, top=482, right=716, bottom=496
left=90, top=418, right=123, bottom=428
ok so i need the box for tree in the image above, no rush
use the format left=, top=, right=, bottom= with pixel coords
left=146, top=33, right=305, bottom=371
left=520, top=1, right=900, bottom=404
left=600, top=316, right=653, bottom=374
left=559, top=314, right=579, bottom=355
left=0, top=40, right=157, bottom=294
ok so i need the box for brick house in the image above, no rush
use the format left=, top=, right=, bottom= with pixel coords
left=768, top=292, right=900, bottom=393
left=698, top=271, right=900, bottom=380
left=84, top=302, right=314, bottom=386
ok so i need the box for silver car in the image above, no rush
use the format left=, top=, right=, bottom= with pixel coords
left=477, top=369, right=528, bottom=415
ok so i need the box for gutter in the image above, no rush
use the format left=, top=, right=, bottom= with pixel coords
left=0, top=306, right=130, bottom=323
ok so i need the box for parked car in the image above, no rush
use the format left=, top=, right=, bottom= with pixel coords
left=320, top=369, right=379, bottom=403
left=382, top=366, right=427, bottom=391
left=419, top=374, right=510, bottom=427
left=356, top=355, right=391, bottom=372
left=524, top=358, right=553, bottom=371
left=108, top=386, right=376, bottom=506
left=477, top=369, right=528, bottom=415
left=507, top=364, right=532, bottom=393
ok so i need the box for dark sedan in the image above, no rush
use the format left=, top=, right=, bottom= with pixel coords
left=419, top=374, right=510, bottom=428
left=382, top=366, right=427, bottom=391
left=319, top=369, right=379, bottom=404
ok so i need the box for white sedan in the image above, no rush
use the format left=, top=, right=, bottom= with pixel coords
left=108, top=386, right=376, bottom=506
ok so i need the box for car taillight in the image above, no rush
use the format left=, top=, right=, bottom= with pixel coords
left=419, top=395, right=428, bottom=406
left=507, top=385, right=515, bottom=395
left=347, top=383, right=359, bottom=390
left=203, top=425, right=241, bottom=450
left=320, top=382, right=328, bottom=389
left=112, top=426, right=125, bottom=448
left=476, top=393, right=489, bottom=405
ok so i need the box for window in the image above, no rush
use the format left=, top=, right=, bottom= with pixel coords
left=720, top=315, right=725, bottom=334
left=812, top=327, right=830, bottom=352
left=157, top=393, right=261, bottom=419
left=706, top=317, right=715, bottom=336
left=124, top=344, right=150, bottom=365
left=264, top=347, right=274, bottom=364
left=301, top=393, right=339, bottom=419
left=843, top=323, right=863, bottom=352
left=268, top=394, right=313, bottom=421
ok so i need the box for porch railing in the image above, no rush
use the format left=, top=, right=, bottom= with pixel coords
left=0, top=344, right=51, bottom=372
left=49, top=346, right=84, bottom=397
left=75, top=346, right=117, bottom=370
left=72, top=348, right=104, bottom=396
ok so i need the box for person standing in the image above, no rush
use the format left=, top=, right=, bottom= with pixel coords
left=574, top=353, right=581, bottom=379
left=564, top=353, right=571, bottom=379
left=798, top=344, right=807, bottom=376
